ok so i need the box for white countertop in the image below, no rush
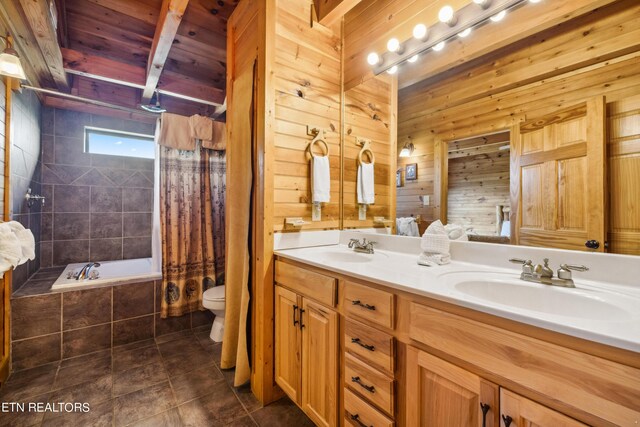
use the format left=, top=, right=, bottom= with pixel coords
left=275, top=239, right=640, bottom=353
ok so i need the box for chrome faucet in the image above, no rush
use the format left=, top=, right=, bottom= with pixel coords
left=509, top=258, right=588, bottom=288
left=76, top=262, right=100, bottom=280
left=348, top=238, right=376, bottom=254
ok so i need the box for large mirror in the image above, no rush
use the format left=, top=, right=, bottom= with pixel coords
left=343, top=2, right=640, bottom=256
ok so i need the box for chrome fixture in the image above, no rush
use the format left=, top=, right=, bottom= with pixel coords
left=509, top=258, right=588, bottom=288
left=140, top=90, right=167, bottom=113
left=24, top=188, right=45, bottom=208
left=75, top=262, right=101, bottom=280
left=348, top=238, right=376, bottom=254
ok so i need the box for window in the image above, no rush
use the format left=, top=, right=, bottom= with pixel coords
left=84, top=127, right=155, bottom=159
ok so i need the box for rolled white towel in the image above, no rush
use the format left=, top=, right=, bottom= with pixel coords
left=0, top=223, right=23, bottom=274
left=6, top=221, right=35, bottom=264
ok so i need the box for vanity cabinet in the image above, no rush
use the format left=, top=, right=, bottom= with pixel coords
left=499, top=389, right=588, bottom=427
left=274, top=261, right=339, bottom=427
left=406, top=346, right=499, bottom=427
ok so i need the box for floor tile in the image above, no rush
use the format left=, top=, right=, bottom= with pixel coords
left=59, top=349, right=111, bottom=369
left=113, top=344, right=162, bottom=373
left=113, top=360, right=168, bottom=396
left=198, top=340, right=222, bottom=366
left=154, top=330, right=193, bottom=344
left=113, top=338, right=156, bottom=354
left=162, top=346, right=217, bottom=378
left=0, top=363, right=58, bottom=401
left=113, top=381, right=176, bottom=426
left=127, top=407, right=184, bottom=427
left=49, top=373, right=112, bottom=406
left=53, top=355, right=111, bottom=390
left=226, top=415, right=258, bottom=427
left=157, top=335, right=200, bottom=359
left=251, top=397, right=315, bottom=427
left=234, top=383, right=262, bottom=414
left=169, top=363, right=225, bottom=404
left=41, top=398, right=113, bottom=427
left=177, top=384, right=246, bottom=427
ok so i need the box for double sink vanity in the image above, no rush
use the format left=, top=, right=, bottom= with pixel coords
left=273, top=231, right=640, bottom=427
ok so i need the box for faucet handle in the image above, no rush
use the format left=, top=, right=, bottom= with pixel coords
left=509, top=258, right=532, bottom=265
left=562, top=264, right=589, bottom=272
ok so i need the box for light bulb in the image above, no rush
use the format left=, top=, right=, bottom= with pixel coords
left=438, top=6, right=455, bottom=25
left=387, top=38, right=400, bottom=52
left=433, top=41, right=445, bottom=52
left=473, top=0, right=490, bottom=6
left=386, top=65, right=398, bottom=74
left=408, top=55, right=419, bottom=63
left=458, top=28, right=472, bottom=38
left=367, top=52, right=380, bottom=65
left=413, top=24, right=427, bottom=40
left=529, top=0, right=541, bottom=3
left=490, top=10, right=506, bottom=22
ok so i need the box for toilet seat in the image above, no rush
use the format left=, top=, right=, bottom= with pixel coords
left=204, top=285, right=225, bottom=301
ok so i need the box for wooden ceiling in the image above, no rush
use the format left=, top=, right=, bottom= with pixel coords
left=1, top=0, right=238, bottom=120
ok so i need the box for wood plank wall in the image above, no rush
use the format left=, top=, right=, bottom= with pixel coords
left=447, top=133, right=510, bottom=235
left=397, top=0, right=640, bottom=254
left=343, top=75, right=396, bottom=228
left=273, top=0, right=342, bottom=232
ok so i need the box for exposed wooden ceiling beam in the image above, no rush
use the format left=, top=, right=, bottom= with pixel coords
left=314, top=0, right=363, bottom=27
left=62, top=48, right=224, bottom=106
left=142, top=0, right=190, bottom=104
left=0, top=0, right=69, bottom=92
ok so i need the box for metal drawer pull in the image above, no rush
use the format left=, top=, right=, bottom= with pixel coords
left=292, top=305, right=299, bottom=326
left=480, top=403, right=490, bottom=427
left=350, top=414, right=372, bottom=427
left=352, top=300, right=376, bottom=310
left=299, top=308, right=305, bottom=329
left=502, top=414, right=513, bottom=427
left=351, top=376, right=375, bottom=393
left=351, top=338, right=375, bottom=351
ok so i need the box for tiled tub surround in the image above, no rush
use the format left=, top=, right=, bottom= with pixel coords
left=10, top=274, right=213, bottom=371
left=39, top=107, right=156, bottom=269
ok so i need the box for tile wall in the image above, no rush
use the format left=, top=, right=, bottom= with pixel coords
left=11, top=277, right=212, bottom=371
left=39, top=108, right=156, bottom=268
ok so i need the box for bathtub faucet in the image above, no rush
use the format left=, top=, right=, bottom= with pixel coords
left=76, top=262, right=100, bottom=280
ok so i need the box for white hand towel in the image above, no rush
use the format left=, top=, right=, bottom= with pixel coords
left=311, top=156, right=330, bottom=203
left=417, top=252, right=451, bottom=266
left=357, top=163, right=375, bottom=205
left=409, top=220, right=420, bottom=237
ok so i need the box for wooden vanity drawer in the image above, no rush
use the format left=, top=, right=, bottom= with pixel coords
left=275, top=260, right=337, bottom=307
left=344, top=281, right=394, bottom=329
left=344, top=388, right=394, bottom=427
left=345, top=353, right=395, bottom=416
left=345, top=319, right=395, bottom=375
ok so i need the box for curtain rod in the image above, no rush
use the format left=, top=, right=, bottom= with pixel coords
left=20, top=85, right=159, bottom=117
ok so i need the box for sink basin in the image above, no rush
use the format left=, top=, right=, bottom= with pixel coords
left=314, top=250, right=374, bottom=264
left=454, top=280, right=634, bottom=321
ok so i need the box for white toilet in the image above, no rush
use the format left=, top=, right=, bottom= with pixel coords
left=202, top=285, right=225, bottom=342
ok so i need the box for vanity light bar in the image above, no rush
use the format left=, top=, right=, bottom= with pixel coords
left=371, top=0, right=531, bottom=75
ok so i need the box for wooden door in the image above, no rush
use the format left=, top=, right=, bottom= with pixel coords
left=301, top=298, right=338, bottom=427
left=274, top=285, right=302, bottom=404
left=511, top=97, right=606, bottom=251
left=406, top=346, right=499, bottom=427
left=500, top=389, right=588, bottom=427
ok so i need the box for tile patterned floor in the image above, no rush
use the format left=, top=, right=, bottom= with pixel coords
left=0, top=327, right=314, bottom=427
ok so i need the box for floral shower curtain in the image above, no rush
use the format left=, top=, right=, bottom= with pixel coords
left=159, top=144, right=225, bottom=317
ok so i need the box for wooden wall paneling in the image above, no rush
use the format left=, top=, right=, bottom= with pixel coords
left=272, top=0, right=342, bottom=232
left=343, top=75, right=395, bottom=229
left=397, top=0, right=640, bottom=238
left=607, top=95, right=640, bottom=255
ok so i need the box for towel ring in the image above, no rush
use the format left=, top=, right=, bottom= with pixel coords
left=307, top=130, right=329, bottom=159
left=357, top=146, right=375, bottom=165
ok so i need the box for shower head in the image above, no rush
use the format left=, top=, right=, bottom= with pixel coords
left=140, top=91, right=167, bottom=113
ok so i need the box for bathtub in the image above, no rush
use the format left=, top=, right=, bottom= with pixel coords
left=51, top=258, right=162, bottom=290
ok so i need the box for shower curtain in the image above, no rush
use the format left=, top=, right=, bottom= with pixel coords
left=221, top=61, right=255, bottom=387
left=159, top=143, right=225, bottom=317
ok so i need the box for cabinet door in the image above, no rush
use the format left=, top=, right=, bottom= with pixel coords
left=275, top=285, right=302, bottom=404
left=301, top=298, right=338, bottom=427
left=500, top=389, right=588, bottom=427
left=406, top=346, right=499, bottom=427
